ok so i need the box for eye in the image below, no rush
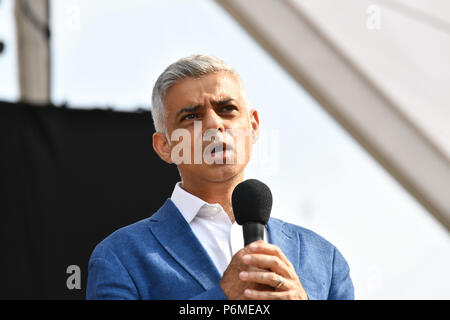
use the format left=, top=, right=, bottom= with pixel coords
left=181, top=113, right=198, bottom=121
left=221, top=105, right=238, bottom=112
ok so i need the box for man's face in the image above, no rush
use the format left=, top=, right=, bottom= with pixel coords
left=154, top=71, right=259, bottom=184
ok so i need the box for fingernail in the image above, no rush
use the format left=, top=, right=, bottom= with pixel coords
left=245, top=289, right=252, bottom=296
left=240, top=271, right=248, bottom=280
left=250, top=243, right=259, bottom=250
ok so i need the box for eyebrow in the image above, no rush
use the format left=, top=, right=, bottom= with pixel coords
left=175, top=99, right=236, bottom=120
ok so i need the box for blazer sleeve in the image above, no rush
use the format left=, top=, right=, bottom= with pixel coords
left=86, top=243, right=140, bottom=300
left=327, top=247, right=355, bottom=300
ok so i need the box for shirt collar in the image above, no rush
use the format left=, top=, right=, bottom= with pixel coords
left=171, top=181, right=223, bottom=224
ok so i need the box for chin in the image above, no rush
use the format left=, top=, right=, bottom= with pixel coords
left=202, top=163, right=246, bottom=183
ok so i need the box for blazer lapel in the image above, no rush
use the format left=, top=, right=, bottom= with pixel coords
left=147, top=199, right=221, bottom=290
left=267, top=218, right=300, bottom=275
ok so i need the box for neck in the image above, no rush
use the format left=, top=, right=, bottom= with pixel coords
left=180, top=173, right=244, bottom=223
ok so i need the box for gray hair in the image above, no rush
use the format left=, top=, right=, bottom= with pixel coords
left=151, top=54, right=245, bottom=135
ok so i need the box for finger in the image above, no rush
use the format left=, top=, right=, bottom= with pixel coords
left=244, top=288, right=290, bottom=300
left=239, top=271, right=289, bottom=290
left=242, top=254, right=290, bottom=278
left=229, top=246, right=257, bottom=268
left=248, top=242, right=293, bottom=268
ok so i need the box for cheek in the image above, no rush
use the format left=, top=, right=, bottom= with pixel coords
left=228, top=123, right=254, bottom=158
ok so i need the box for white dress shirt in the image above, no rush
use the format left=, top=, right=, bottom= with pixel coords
left=170, top=181, right=269, bottom=276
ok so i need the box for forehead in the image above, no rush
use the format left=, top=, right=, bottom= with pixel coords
left=163, top=72, right=243, bottom=111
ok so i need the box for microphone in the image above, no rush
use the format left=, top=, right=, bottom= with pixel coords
left=232, top=179, right=272, bottom=246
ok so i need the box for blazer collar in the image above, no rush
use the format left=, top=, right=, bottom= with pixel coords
left=147, top=199, right=221, bottom=290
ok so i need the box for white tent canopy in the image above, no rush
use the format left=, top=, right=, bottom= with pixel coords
left=216, top=0, right=450, bottom=230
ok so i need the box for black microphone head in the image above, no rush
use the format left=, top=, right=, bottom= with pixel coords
left=232, top=179, right=272, bottom=226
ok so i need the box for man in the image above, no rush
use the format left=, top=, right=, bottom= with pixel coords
left=86, top=55, right=354, bottom=300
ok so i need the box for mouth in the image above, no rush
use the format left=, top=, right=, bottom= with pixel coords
left=211, top=149, right=225, bottom=158
left=209, top=142, right=233, bottom=159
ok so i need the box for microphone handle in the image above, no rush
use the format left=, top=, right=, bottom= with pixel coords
left=243, top=222, right=265, bottom=246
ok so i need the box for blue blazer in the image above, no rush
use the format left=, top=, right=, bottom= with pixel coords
left=86, top=199, right=354, bottom=300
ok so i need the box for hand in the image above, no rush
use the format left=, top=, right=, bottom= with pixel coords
left=220, top=244, right=273, bottom=300
left=238, top=240, right=309, bottom=300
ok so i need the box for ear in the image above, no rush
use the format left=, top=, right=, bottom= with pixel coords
left=153, top=132, right=174, bottom=164
left=249, top=109, right=260, bottom=144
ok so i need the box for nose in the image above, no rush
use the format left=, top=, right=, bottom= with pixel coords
left=203, top=107, right=224, bottom=133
